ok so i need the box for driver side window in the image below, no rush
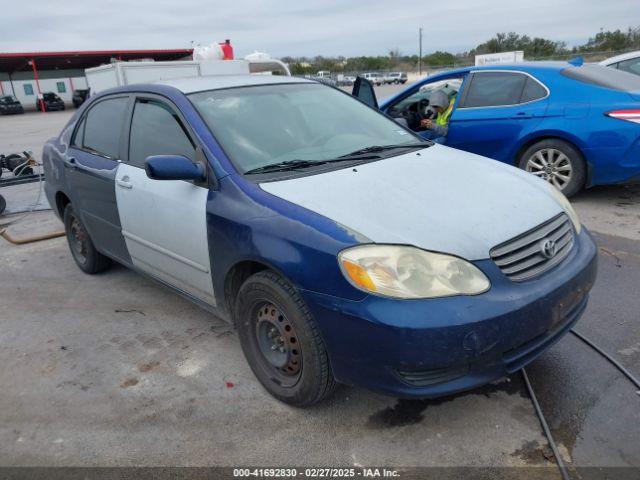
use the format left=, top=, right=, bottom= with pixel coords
left=387, top=77, right=463, bottom=131
left=128, top=99, right=196, bottom=168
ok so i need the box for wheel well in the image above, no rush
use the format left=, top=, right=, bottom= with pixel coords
left=224, top=261, right=270, bottom=323
left=513, top=136, right=584, bottom=166
left=55, top=191, right=71, bottom=218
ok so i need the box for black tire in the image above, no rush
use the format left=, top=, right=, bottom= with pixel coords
left=235, top=271, right=336, bottom=406
left=518, top=139, right=586, bottom=197
left=63, top=204, right=110, bottom=274
left=0, top=194, right=6, bottom=216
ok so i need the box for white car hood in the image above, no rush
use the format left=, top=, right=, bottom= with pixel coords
left=260, top=145, right=564, bottom=260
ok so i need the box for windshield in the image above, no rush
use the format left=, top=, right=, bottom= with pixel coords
left=189, top=83, right=421, bottom=173
left=1, top=95, right=17, bottom=102
left=44, top=93, right=60, bottom=100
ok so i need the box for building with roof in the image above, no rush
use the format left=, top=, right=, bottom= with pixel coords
left=0, top=49, right=192, bottom=110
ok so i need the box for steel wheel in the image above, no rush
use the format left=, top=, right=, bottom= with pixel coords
left=69, top=213, right=88, bottom=266
left=525, top=148, right=573, bottom=191
left=254, top=302, right=302, bottom=387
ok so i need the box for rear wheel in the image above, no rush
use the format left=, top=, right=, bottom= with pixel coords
left=236, top=271, right=336, bottom=406
left=63, top=204, right=110, bottom=274
left=518, top=139, right=586, bottom=197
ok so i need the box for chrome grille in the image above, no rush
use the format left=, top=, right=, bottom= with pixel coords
left=490, top=214, right=575, bottom=282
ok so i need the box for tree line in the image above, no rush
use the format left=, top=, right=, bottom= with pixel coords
left=283, top=26, right=640, bottom=74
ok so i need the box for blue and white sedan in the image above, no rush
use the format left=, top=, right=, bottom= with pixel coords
left=43, top=75, right=597, bottom=406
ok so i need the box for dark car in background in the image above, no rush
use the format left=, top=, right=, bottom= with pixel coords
left=72, top=89, right=90, bottom=108
left=36, top=92, right=65, bottom=112
left=0, top=95, right=24, bottom=115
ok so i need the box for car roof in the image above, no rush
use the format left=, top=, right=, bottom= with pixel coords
left=153, top=74, right=313, bottom=93
left=599, top=50, right=640, bottom=65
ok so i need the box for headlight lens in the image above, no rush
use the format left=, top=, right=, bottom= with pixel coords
left=338, top=245, right=490, bottom=299
left=548, top=186, right=581, bottom=233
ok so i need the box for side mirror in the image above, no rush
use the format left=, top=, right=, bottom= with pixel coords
left=144, top=155, right=206, bottom=181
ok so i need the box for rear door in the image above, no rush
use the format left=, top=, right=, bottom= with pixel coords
left=66, top=95, right=130, bottom=262
left=115, top=95, right=215, bottom=306
left=446, top=71, right=549, bottom=162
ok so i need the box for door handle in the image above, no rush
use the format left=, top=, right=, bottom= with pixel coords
left=511, top=112, right=533, bottom=119
left=116, top=176, right=133, bottom=189
left=63, top=157, right=76, bottom=170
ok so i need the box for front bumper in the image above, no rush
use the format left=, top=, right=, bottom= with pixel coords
left=300, top=228, right=597, bottom=398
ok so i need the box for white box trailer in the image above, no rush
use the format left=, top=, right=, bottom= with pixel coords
left=86, top=58, right=290, bottom=94
left=475, top=51, right=525, bottom=66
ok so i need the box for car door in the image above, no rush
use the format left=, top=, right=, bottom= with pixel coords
left=115, top=95, right=215, bottom=306
left=66, top=95, right=131, bottom=263
left=446, top=71, right=549, bottom=162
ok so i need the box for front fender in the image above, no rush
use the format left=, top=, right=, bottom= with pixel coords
left=206, top=175, right=368, bottom=311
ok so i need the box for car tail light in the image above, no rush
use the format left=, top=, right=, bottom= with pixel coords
left=606, top=109, right=640, bottom=124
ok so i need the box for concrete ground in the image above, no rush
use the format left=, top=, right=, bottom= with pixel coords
left=1, top=91, right=639, bottom=475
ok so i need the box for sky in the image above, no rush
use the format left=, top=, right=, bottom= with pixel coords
left=1, top=0, right=639, bottom=58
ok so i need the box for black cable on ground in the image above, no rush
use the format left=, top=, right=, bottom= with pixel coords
left=521, top=368, right=571, bottom=480
left=571, top=329, right=640, bottom=391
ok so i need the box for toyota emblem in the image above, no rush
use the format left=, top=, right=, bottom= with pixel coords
left=540, top=239, right=557, bottom=259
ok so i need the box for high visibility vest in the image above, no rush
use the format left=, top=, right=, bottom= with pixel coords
left=436, top=97, right=455, bottom=127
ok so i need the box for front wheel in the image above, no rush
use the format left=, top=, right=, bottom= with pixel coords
left=518, top=139, right=586, bottom=197
left=63, top=204, right=111, bottom=274
left=236, top=271, right=336, bottom=406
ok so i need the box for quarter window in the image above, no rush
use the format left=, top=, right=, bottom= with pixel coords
left=81, top=97, right=128, bottom=158
left=73, top=116, right=86, bottom=148
left=460, top=72, right=527, bottom=108
left=520, top=77, right=547, bottom=103
left=128, top=99, right=195, bottom=168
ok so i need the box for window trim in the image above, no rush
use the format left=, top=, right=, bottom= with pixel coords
left=457, top=70, right=550, bottom=110
left=70, top=94, right=131, bottom=160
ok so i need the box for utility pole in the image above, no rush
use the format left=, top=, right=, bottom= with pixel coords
left=418, top=27, right=423, bottom=75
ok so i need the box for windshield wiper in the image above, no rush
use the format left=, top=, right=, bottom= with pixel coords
left=244, top=156, right=379, bottom=175
left=338, top=142, right=428, bottom=158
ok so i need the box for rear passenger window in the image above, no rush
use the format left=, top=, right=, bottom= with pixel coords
left=82, top=97, right=128, bottom=158
left=460, top=72, right=526, bottom=108
left=128, top=99, right=195, bottom=168
left=616, top=58, right=640, bottom=76
left=520, top=77, right=547, bottom=103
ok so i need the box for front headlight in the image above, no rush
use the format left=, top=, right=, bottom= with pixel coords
left=548, top=186, right=581, bottom=233
left=338, top=245, right=490, bottom=299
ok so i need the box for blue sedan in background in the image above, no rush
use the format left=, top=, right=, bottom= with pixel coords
left=355, top=61, right=640, bottom=196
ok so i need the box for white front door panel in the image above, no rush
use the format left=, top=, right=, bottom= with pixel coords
left=115, top=163, right=215, bottom=305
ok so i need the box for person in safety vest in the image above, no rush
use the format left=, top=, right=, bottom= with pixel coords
left=419, top=90, right=455, bottom=142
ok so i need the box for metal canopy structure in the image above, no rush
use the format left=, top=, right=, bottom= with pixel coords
left=0, top=49, right=193, bottom=73
left=0, top=49, right=192, bottom=110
